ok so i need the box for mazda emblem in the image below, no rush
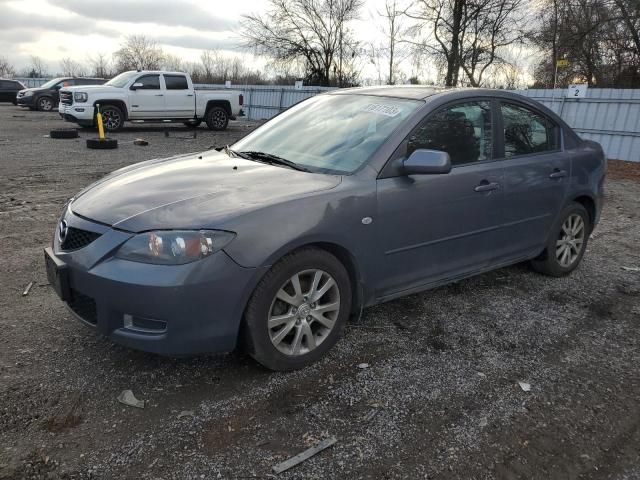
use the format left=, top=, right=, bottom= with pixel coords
left=58, top=220, right=68, bottom=243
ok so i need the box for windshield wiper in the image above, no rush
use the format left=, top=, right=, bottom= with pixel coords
left=239, top=151, right=311, bottom=172
left=222, top=145, right=249, bottom=159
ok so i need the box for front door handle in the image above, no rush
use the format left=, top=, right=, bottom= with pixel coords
left=549, top=169, right=567, bottom=179
left=474, top=181, right=500, bottom=193
left=154, top=94, right=164, bottom=97
left=187, top=94, right=194, bottom=97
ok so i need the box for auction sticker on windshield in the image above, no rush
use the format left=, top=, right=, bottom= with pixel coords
left=362, top=103, right=401, bottom=117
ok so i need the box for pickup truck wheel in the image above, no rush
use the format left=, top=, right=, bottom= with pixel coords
left=100, top=105, right=124, bottom=132
left=206, top=107, right=229, bottom=131
left=184, top=120, right=202, bottom=128
left=37, top=97, right=53, bottom=111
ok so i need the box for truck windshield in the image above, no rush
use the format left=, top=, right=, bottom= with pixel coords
left=105, top=71, right=139, bottom=88
left=232, top=94, right=422, bottom=174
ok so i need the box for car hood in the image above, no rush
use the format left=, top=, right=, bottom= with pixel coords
left=61, top=85, right=117, bottom=94
left=70, top=150, right=342, bottom=232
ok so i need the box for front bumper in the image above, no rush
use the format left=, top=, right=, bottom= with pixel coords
left=59, top=104, right=95, bottom=126
left=45, top=213, right=263, bottom=356
left=16, top=95, right=35, bottom=107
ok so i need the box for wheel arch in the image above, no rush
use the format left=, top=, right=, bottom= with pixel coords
left=571, top=194, right=596, bottom=228
left=205, top=99, right=232, bottom=117
left=93, top=100, right=128, bottom=120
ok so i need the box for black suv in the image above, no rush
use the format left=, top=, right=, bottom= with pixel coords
left=17, top=77, right=105, bottom=111
left=0, top=79, right=26, bottom=105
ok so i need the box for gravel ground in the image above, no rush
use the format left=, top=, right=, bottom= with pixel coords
left=1, top=104, right=639, bottom=480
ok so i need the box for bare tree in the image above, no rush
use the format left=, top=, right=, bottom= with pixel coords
left=163, top=53, right=184, bottom=72
left=405, top=0, right=525, bottom=87
left=60, top=57, right=87, bottom=77
left=242, top=0, right=364, bottom=86
left=0, top=56, right=16, bottom=77
left=113, top=35, right=165, bottom=72
left=28, top=56, right=47, bottom=78
left=379, top=0, right=410, bottom=84
left=88, top=53, right=112, bottom=78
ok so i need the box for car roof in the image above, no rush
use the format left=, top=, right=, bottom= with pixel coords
left=329, top=86, right=538, bottom=103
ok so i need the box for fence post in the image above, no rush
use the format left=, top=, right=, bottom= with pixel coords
left=247, top=88, right=253, bottom=121
left=278, top=88, right=285, bottom=113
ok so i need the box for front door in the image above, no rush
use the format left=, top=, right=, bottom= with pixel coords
left=375, top=100, right=504, bottom=297
left=498, top=101, right=570, bottom=259
left=128, top=74, right=165, bottom=118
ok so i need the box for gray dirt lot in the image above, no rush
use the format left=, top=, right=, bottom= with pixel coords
left=0, top=103, right=639, bottom=480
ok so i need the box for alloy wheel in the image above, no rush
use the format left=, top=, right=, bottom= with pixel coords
left=268, top=269, right=340, bottom=356
left=556, top=213, right=585, bottom=267
left=211, top=109, right=227, bottom=129
left=39, top=98, right=52, bottom=111
left=101, top=109, right=121, bottom=131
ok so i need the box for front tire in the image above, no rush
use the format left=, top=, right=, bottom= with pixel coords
left=205, top=107, right=229, bottom=131
left=100, top=105, right=124, bottom=132
left=37, top=97, right=53, bottom=111
left=242, top=248, right=352, bottom=371
left=531, top=202, right=590, bottom=277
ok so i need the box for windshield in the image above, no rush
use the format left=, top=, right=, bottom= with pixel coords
left=105, top=71, right=138, bottom=88
left=232, top=94, right=422, bottom=174
left=39, top=78, right=65, bottom=89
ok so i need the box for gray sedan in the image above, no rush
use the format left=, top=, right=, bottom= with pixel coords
left=44, top=87, right=606, bottom=370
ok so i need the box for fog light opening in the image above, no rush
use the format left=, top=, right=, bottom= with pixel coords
left=123, top=314, right=167, bottom=334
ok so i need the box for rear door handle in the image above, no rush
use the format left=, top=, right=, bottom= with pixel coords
left=186, top=94, right=194, bottom=97
left=474, top=181, right=500, bottom=192
left=549, top=169, right=567, bottom=179
left=154, top=94, right=164, bottom=97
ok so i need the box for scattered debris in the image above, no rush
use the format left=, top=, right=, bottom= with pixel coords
left=177, top=410, right=194, bottom=419
left=479, top=417, right=489, bottom=427
left=477, top=372, right=486, bottom=378
left=363, top=409, right=379, bottom=422
left=117, top=389, right=145, bottom=409
left=133, top=138, right=149, bottom=146
left=357, top=363, right=369, bottom=369
left=518, top=381, right=532, bottom=392
left=255, top=439, right=269, bottom=447
left=272, top=437, right=337, bottom=474
left=621, top=266, right=640, bottom=272
left=22, top=281, right=34, bottom=297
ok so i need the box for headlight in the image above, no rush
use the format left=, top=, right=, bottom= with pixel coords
left=74, top=92, right=88, bottom=102
left=115, top=230, right=235, bottom=265
left=23, top=91, right=34, bottom=97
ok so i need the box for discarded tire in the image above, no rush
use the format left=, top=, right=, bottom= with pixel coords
left=86, top=138, right=118, bottom=149
left=50, top=128, right=79, bottom=139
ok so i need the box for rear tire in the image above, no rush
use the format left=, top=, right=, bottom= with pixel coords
left=530, top=202, right=590, bottom=277
left=242, top=248, right=352, bottom=371
left=205, top=107, right=229, bottom=131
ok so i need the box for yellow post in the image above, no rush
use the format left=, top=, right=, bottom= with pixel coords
left=96, top=104, right=105, bottom=140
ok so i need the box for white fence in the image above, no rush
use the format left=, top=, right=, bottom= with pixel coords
left=14, top=77, right=50, bottom=88
left=515, top=89, right=640, bottom=162
left=195, top=84, right=336, bottom=121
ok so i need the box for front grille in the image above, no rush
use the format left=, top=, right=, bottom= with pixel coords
left=60, top=91, right=73, bottom=106
left=68, top=290, right=97, bottom=325
left=61, top=227, right=101, bottom=251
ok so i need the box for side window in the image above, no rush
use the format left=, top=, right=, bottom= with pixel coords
left=61, top=80, right=75, bottom=88
left=164, top=75, right=188, bottom=90
left=407, top=101, right=492, bottom=166
left=135, top=75, right=160, bottom=90
left=0, top=81, right=8, bottom=88
left=501, top=103, right=558, bottom=157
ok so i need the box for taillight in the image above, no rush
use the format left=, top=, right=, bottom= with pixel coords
left=239, top=94, right=244, bottom=106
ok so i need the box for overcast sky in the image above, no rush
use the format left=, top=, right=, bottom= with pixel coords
left=1, top=0, right=391, bottom=75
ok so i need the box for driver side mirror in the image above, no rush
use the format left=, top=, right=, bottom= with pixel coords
left=403, top=149, right=452, bottom=175
left=130, top=82, right=143, bottom=90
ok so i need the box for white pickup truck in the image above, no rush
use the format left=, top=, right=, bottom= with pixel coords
left=58, top=70, right=243, bottom=131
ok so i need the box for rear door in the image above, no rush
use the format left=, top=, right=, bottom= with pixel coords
left=128, top=74, right=165, bottom=118
left=375, top=99, right=504, bottom=296
left=162, top=74, right=194, bottom=118
left=0, top=81, right=10, bottom=101
left=497, top=101, right=570, bottom=259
